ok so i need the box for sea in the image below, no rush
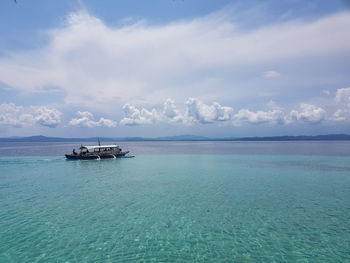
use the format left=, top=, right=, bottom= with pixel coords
left=0, top=141, right=349, bottom=262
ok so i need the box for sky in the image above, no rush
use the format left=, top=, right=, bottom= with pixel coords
left=0, top=0, right=350, bottom=138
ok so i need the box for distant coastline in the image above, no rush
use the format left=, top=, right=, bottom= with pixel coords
left=1, top=134, right=350, bottom=142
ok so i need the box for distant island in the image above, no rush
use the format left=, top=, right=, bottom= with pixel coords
left=1, top=134, right=350, bottom=142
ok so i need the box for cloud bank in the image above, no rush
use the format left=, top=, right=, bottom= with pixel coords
left=120, top=98, right=234, bottom=126
left=69, top=111, right=116, bottom=128
left=119, top=98, right=333, bottom=126
left=0, top=103, right=61, bottom=128
left=1, top=86, right=350, bottom=130
left=0, top=10, right=349, bottom=108
left=289, top=104, right=326, bottom=124
left=116, top=86, right=350, bottom=127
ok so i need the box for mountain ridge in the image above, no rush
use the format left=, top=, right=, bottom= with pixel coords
left=1, top=134, right=350, bottom=142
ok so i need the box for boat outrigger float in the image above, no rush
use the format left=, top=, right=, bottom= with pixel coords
left=65, top=142, right=131, bottom=160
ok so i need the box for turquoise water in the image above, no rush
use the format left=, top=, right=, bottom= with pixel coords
left=1, top=143, right=350, bottom=262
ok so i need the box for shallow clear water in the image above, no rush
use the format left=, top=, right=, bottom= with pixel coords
left=1, top=142, right=350, bottom=262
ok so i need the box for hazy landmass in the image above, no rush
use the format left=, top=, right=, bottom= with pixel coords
left=1, top=134, right=350, bottom=142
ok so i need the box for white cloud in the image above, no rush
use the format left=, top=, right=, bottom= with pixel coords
left=232, top=103, right=328, bottom=125
left=120, top=98, right=233, bottom=126
left=233, top=109, right=286, bottom=125
left=289, top=104, right=326, bottom=124
left=0, top=103, right=33, bottom=128
left=0, top=10, right=349, bottom=108
left=185, top=98, right=233, bottom=124
left=263, top=70, right=281, bottom=78
left=34, top=107, right=61, bottom=128
left=0, top=103, right=61, bottom=128
left=330, top=87, right=350, bottom=121
left=69, top=111, right=116, bottom=128
left=335, top=87, right=350, bottom=104
left=162, top=99, right=184, bottom=123
left=332, top=109, right=349, bottom=121
left=119, top=104, right=160, bottom=126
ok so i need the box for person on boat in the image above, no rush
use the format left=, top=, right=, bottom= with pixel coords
left=73, top=149, right=77, bottom=155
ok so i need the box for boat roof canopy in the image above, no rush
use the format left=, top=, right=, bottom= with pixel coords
left=80, top=145, right=119, bottom=150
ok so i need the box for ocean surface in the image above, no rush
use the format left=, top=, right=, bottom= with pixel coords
left=0, top=141, right=350, bottom=262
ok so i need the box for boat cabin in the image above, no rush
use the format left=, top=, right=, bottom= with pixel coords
left=79, top=145, right=122, bottom=155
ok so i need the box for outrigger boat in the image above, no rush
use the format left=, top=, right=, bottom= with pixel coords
left=65, top=142, right=130, bottom=160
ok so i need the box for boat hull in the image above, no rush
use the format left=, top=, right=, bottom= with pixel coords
left=65, top=151, right=129, bottom=160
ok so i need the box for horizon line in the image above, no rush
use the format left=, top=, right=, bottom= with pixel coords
left=1, top=134, right=350, bottom=142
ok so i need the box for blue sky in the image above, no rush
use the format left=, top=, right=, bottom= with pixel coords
left=0, top=0, right=350, bottom=137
